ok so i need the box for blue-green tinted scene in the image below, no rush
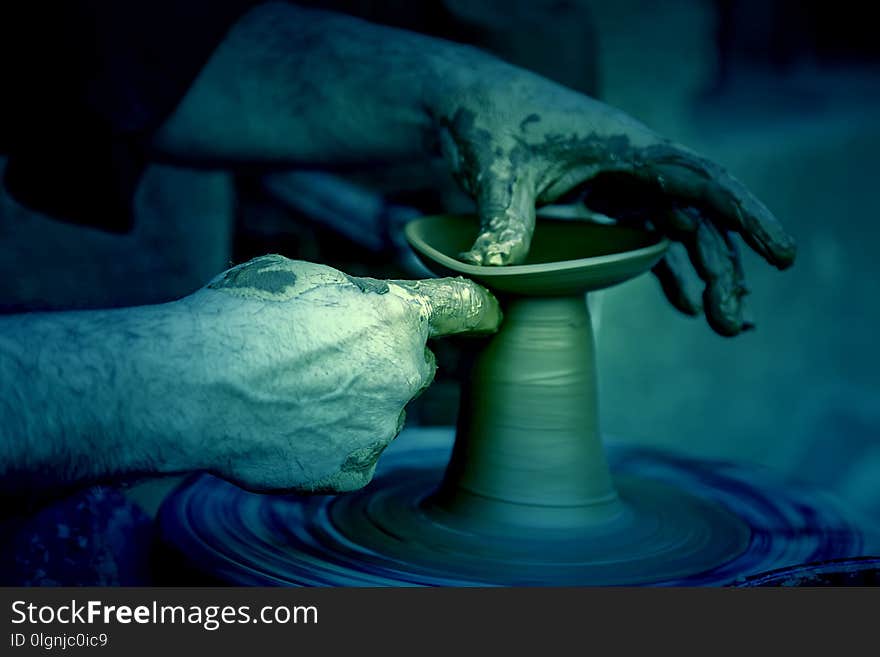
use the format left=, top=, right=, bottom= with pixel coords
left=0, top=1, right=877, bottom=587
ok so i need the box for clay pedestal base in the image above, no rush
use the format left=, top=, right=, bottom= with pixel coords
left=158, top=432, right=862, bottom=586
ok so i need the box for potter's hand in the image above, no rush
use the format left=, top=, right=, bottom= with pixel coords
left=434, top=72, right=796, bottom=336
left=150, top=3, right=791, bottom=335
left=184, top=255, right=500, bottom=493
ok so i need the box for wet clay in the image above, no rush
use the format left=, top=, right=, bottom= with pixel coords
left=428, top=295, right=619, bottom=528
left=406, top=215, right=665, bottom=530
left=208, top=254, right=300, bottom=301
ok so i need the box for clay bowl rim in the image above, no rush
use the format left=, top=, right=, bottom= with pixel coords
left=404, top=214, right=670, bottom=280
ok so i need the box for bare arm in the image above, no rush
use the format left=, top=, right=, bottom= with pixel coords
left=0, top=258, right=499, bottom=494
left=0, top=304, right=205, bottom=494
left=153, top=2, right=795, bottom=336
left=152, top=2, right=486, bottom=167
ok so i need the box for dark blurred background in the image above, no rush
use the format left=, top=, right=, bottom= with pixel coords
left=1, top=0, right=878, bottom=526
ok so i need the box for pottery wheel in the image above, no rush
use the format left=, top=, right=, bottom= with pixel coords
left=157, top=216, right=866, bottom=585
left=158, top=431, right=863, bottom=586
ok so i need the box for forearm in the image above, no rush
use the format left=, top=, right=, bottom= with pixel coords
left=0, top=304, right=203, bottom=493
left=152, top=1, right=510, bottom=167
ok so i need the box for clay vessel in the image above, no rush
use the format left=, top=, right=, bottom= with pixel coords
left=406, top=214, right=668, bottom=532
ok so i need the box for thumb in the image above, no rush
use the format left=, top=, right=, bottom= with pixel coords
left=389, top=277, right=502, bottom=338
left=459, top=163, right=537, bottom=267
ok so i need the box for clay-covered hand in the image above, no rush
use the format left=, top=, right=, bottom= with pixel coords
left=433, top=70, right=796, bottom=336
left=180, top=255, right=500, bottom=493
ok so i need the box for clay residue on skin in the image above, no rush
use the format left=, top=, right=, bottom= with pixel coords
left=344, top=275, right=389, bottom=295
left=306, top=414, right=407, bottom=492
left=519, top=113, right=541, bottom=133
left=440, top=109, right=661, bottom=266
left=339, top=440, right=390, bottom=473
left=222, top=267, right=297, bottom=293
left=439, top=109, right=791, bottom=334
left=439, top=108, right=535, bottom=265
left=300, top=440, right=393, bottom=493
left=416, top=280, right=497, bottom=337
left=208, top=254, right=300, bottom=301
left=693, top=222, right=752, bottom=336
left=652, top=243, right=703, bottom=317
left=443, top=105, right=790, bottom=261
left=390, top=277, right=502, bottom=337
left=299, top=466, right=377, bottom=494
left=533, top=132, right=795, bottom=268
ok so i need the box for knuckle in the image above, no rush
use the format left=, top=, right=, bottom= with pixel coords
left=382, top=290, right=419, bottom=324
left=383, top=352, right=427, bottom=398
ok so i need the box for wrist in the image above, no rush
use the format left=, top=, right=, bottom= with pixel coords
left=420, top=40, right=536, bottom=117
left=117, top=299, right=216, bottom=479
left=154, top=2, right=516, bottom=167
left=44, top=301, right=212, bottom=483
